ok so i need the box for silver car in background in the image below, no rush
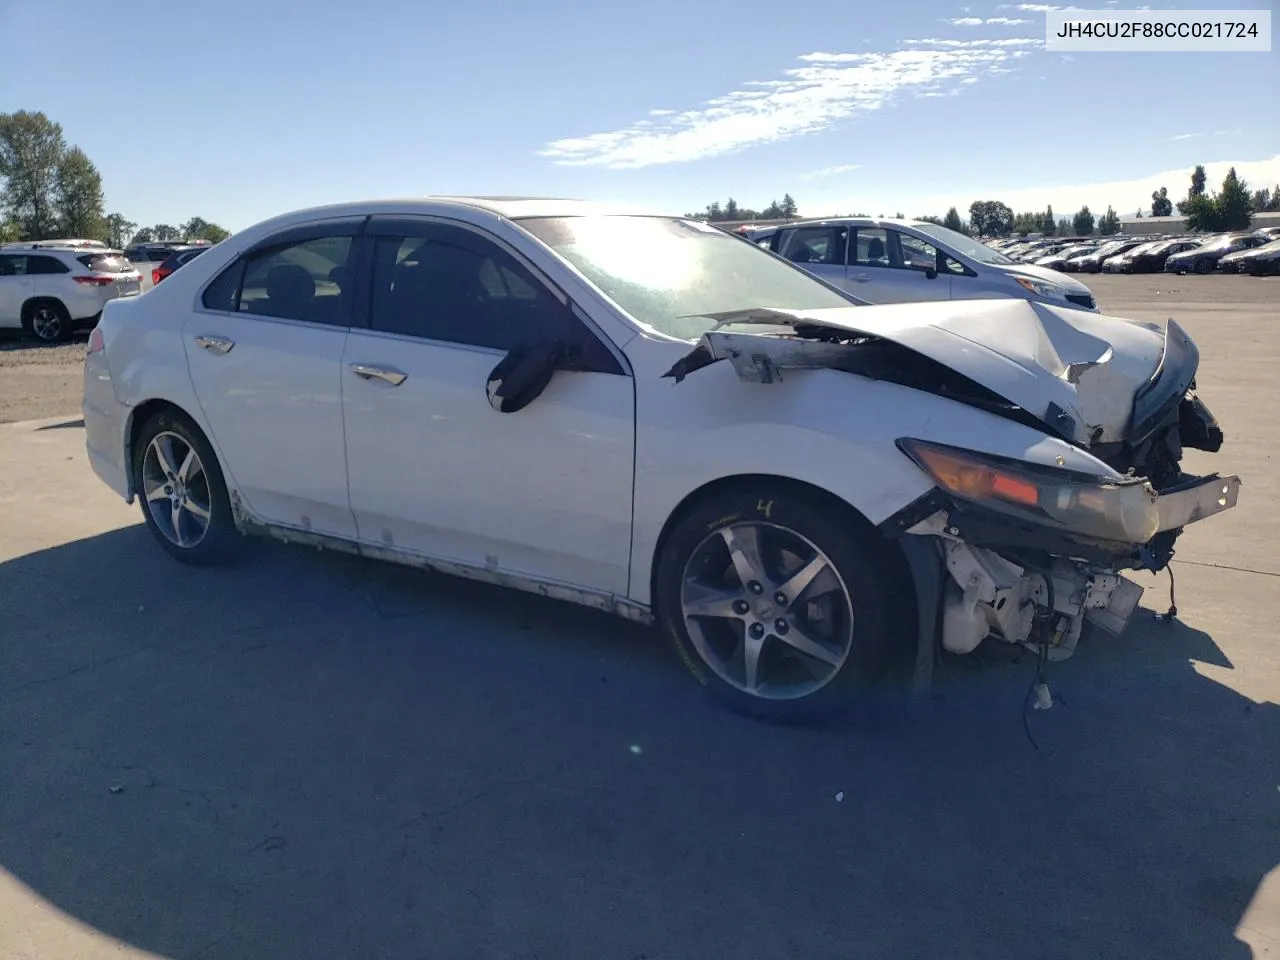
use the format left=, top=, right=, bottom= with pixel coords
left=766, top=218, right=1101, bottom=311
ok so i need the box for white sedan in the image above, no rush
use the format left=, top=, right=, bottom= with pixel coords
left=82, top=197, right=1240, bottom=721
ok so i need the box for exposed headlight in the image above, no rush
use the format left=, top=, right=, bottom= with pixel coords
left=1013, top=275, right=1068, bottom=299
left=897, top=438, right=1160, bottom=544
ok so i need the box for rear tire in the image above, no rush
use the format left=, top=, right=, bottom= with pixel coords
left=654, top=483, right=907, bottom=723
left=132, top=409, right=245, bottom=566
left=22, top=300, right=71, bottom=343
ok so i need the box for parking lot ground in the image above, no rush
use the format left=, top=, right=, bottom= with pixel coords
left=1, top=276, right=1278, bottom=959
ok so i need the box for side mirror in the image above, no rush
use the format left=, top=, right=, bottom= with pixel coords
left=923, top=265, right=938, bottom=280
left=486, top=341, right=563, bottom=413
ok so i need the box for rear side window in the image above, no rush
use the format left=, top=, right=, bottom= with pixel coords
left=78, top=254, right=133, bottom=273
left=780, top=226, right=847, bottom=265
left=201, top=234, right=355, bottom=326
left=0, top=255, right=27, bottom=276
left=27, top=255, right=70, bottom=275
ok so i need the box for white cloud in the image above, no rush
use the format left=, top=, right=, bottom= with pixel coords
left=1061, top=53, right=1075, bottom=61
left=539, top=41, right=1036, bottom=169
left=649, top=109, right=676, bottom=117
left=961, top=76, right=980, bottom=83
left=800, top=164, right=862, bottom=180
left=1168, top=129, right=1241, bottom=142
left=945, top=15, right=1032, bottom=24
left=1168, top=132, right=1202, bottom=141
left=1016, top=3, right=1080, bottom=10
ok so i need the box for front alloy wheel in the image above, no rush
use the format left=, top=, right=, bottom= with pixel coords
left=655, top=484, right=902, bottom=722
left=680, top=522, right=854, bottom=700
left=28, top=303, right=69, bottom=342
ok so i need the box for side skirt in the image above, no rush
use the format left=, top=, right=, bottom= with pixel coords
left=230, top=495, right=655, bottom=626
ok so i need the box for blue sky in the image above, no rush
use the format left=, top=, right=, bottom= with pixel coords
left=1, top=0, right=1276, bottom=229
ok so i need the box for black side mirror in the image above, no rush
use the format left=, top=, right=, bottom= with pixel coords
left=486, top=341, right=563, bottom=413
left=923, top=265, right=938, bottom=280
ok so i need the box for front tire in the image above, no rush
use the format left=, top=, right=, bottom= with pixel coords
left=133, top=409, right=245, bottom=566
left=654, top=483, right=905, bottom=723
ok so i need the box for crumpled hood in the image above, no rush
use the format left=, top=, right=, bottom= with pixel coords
left=670, top=298, right=1176, bottom=447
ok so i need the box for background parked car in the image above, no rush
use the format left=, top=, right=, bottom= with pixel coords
left=1103, top=240, right=1163, bottom=274
left=0, top=244, right=141, bottom=341
left=1127, top=238, right=1202, bottom=273
left=1065, top=238, right=1150, bottom=273
left=1034, top=243, right=1098, bottom=271
left=152, top=246, right=212, bottom=286
left=1218, top=238, right=1280, bottom=275
left=768, top=218, right=1100, bottom=310
left=1165, top=233, right=1268, bottom=274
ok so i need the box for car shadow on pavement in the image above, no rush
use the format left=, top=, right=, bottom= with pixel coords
left=1, top=527, right=1275, bottom=960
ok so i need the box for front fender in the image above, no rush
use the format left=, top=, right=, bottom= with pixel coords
left=626, top=343, right=1114, bottom=605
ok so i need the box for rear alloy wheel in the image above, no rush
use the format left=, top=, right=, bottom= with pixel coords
left=24, top=301, right=71, bottom=343
left=133, top=410, right=245, bottom=565
left=655, top=485, right=901, bottom=722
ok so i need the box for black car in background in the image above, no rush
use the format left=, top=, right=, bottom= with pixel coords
left=1165, top=233, right=1268, bottom=274
left=1065, top=238, right=1149, bottom=273
left=151, top=245, right=211, bottom=285
left=124, top=240, right=212, bottom=264
left=1124, top=238, right=1202, bottom=273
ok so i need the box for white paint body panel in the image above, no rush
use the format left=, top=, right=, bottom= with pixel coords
left=340, top=330, right=635, bottom=595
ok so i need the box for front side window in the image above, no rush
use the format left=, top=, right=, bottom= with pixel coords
left=896, top=231, right=939, bottom=271
left=369, top=233, right=572, bottom=351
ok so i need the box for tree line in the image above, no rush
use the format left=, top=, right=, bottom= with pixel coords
left=0, top=110, right=230, bottom=248
left=689, top=163, right=1278, bottom=240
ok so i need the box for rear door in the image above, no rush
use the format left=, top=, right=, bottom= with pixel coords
left=184, top=219, right=364, bottom=538
left=0, top=255, right=31, bottom=328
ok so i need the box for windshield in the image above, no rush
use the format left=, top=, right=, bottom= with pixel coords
left=517, top=216, right=858, bottom=339
left=910, top=223, right=1014, bottom=265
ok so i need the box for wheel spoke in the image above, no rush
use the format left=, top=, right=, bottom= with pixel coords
left=742, top=634, right=765, bottom=692
left=185, top=500, right=211, bottom=522
left=776, top=621, right=842, bottom=667
left=719, top=525, right=768, bottom=588
left=178, top=447, right=201, bottom=482
left=144, top=480, right=169, bottom=502
left=683, top=582, right=745, bottom=620
left=153, top=436, right=179, bottom=478
left=776, top=553, right=829, bottom=605
left=170, top=500, right=187, bottom=546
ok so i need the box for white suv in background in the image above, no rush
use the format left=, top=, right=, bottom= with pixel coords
left=0, top=245, right=143, bottom=342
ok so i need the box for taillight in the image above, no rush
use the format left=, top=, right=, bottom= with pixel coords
left=74, top=275, right=115, bottom=286
left=152, top=268, right=161, bottom=285
left=86, top=327, right=105, bottom=356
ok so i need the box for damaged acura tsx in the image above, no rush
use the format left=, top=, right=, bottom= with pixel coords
left=82, top=198, right=1240, bottom=722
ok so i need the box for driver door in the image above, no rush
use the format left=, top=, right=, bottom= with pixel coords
left=340, top=217, right=636, bottom=595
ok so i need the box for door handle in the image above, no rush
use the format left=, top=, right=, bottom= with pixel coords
left=194, top=335, right=235, bottom=354
left=349, top=363, right=408, bottom=386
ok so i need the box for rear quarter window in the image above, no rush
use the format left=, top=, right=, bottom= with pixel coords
left=27, top=255, right=70, bottom=275
left=78, top=254, right=133, bottom=273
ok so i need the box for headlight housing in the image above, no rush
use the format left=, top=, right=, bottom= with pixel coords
left=1013, top=275, right=1068, bottom=299
left=898, top=438, right=1161, bottom=544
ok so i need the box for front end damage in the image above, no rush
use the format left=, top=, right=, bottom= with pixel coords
left=664, top=303, right=1241, bottom=666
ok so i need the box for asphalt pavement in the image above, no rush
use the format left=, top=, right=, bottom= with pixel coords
left=0, top=276, right=1277, bottom=959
